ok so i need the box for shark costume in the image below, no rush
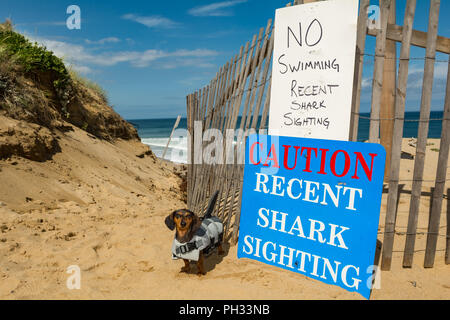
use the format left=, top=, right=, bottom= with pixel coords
left=171, top=191, right=223, bottom=262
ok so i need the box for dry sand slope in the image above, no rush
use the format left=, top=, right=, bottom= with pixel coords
left=0, top=126, right=449, bottom=299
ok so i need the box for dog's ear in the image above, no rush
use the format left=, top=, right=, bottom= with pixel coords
left=165, top=211, right=176, bottom=231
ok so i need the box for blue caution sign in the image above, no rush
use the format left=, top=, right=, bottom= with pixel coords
left=237, top=135, right=386, bottom=299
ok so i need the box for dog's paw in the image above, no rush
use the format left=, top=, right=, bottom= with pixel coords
left=197, top=271, right=206, bottom=276
left=180, top=266, right=190, bottom=273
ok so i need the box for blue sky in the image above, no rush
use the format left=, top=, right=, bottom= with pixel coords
left=1, top=0, right=449, bottom=120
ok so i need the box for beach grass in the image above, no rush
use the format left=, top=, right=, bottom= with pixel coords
left=67, top=67, right=109, bottom=104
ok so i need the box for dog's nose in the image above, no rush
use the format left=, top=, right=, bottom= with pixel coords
left=181, top=221, right=186, bottom=227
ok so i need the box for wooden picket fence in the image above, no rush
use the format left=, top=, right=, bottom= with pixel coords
left=185, top=0, right=450, bottom=270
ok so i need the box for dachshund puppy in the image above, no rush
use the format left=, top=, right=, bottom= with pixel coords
left=165, top=192, right=224, bottom=275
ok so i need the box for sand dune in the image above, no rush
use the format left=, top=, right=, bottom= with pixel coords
left=1, top=17, right=448, bottom=300
left=0, top=124, right=448, bottom=299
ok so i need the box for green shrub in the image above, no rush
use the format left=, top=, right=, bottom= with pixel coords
left=0, top=29, right=70, bottom=90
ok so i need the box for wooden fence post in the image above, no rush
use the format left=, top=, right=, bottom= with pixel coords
left=162, top=115, right=181, bottom=159
left=368, top=0, right=391, bottom=143
left=186, top=94, right=193, bottom=208
left=381, top=0, right=416, bottom=271
left=403, top=0, right=440, bottom=268
left=380, top=2, right=397, bottom=178
left=424, top=58, right=449, bottom=268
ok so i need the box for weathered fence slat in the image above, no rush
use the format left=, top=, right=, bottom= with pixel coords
left=218, top=62, right=232, bottom=131
left=230, top=24, right=272, bottom=243
left=447, top=188, right=450, bottom=265
left=403, top=0, right=441, bottom=268
left=368, top=0, right=392, bottom=143
left=213, top=56, right=239, bottom=210
left=259, top=80, right=272, bottom=131
left=381, top=0, right=417, bottom=271
left=198, top=64, right=228, bottom=210
left=162, top=115, right=182, bottom=159
left=200, top=86, right=209, bottom=131
left=192, top=91, right=201, bottom=208
left=221, top=33, right=258, bottom=233
left=380, top=2, right=397, bottom=178
left=217, top=47, right=246, bottom=219
left=251, top=26, right=274, bottom=130
left=424, top=58, right=450, bottom=268
left=186, top=94, right=193, bottom=208
left=222, top=40, right=253, bottom=233
left=192, top=75, right=218, bottom=213
left=229, top=32, right=269, bottom=243
left=192, top=91, right=201, bottom=211
left=192, top=68, right=224, bottom=214
left=213, top=54, right=240, bottom=213
left=240, top=28, right=265, bottom=131
left=191, top=88, right=204, bottom=206
left=247, top=21, right=273, bottom=130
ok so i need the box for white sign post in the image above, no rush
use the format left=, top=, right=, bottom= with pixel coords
left=268, top=0, right=359, bottom=141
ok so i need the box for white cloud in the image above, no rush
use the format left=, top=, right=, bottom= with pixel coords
left=171, top=49, right=219, bottom=57
left=85, top=37, right=121, bottom=45
left=361, top=61, right=448, bottom=90
left=178, top=76, right=209, bottom=85
left=188, top=0, right=247, bottom=17
left=27, top=35, right=218, bottom=71
left=407, top=62, right=448, bottom=89
left=161, top=58, right=216, bottom=69
left=359, top=61, right=448, bottom=111
left=122, top=14, right=179, bottom=28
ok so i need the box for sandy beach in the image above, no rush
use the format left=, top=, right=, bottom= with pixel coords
left=0, top=122, right=448, bottom=299
left=0, top=14, right=449, bottom=301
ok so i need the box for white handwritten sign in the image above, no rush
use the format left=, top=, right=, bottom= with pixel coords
left=268, top=0, right=358, bottom=141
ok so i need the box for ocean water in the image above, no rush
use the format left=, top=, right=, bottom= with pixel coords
left=129, top=111, right=444, bottom=164
left=129, top=118, right=189, bottom=164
